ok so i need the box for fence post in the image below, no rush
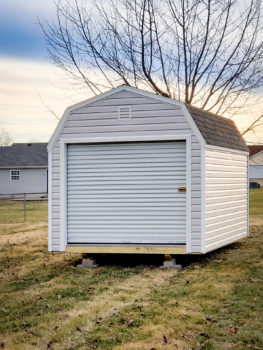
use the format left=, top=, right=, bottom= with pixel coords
left=24, top=193, right=26, bottom=222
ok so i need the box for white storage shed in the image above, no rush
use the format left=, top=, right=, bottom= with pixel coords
left=47, top=86, right=249, bottom=255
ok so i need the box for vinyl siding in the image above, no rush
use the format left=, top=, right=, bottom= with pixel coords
left=0, top=168, right=48, bottom=197
left=50, top=90, right=202, bottom=252
left=205, top=148, right=248, bottom=252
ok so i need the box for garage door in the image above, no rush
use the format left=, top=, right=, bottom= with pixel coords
left=67, top=141, right=186, bottom=244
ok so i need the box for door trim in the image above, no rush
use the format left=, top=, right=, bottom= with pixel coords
left=60, top=134, right=192, bottom=252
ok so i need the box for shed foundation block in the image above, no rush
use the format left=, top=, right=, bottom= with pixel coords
left=159, top=254, right=182, bottom=269
left=77, top=256, right=99, bottom=268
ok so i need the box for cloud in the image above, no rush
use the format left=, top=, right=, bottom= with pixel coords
left=0, top=55, right=262, bottom=144
left=0, top=56, right=90, bottom=142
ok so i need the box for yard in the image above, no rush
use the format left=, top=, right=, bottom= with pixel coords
left=0, top=191, right=262, bottom=350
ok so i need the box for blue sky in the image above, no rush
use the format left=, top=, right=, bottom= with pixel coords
left=0, top=1, right=54, bottom=59
left=0, top=1, right=262, bottom=143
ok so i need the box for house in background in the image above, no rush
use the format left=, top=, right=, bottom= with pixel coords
left=249, top=145, right=263, bottom=186
left=0, top=143, right=48, bottom=198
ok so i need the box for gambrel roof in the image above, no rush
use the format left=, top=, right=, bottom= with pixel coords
left=48, top=85, right=249, bottom=153
left=186, top=105, right=249, bottom=152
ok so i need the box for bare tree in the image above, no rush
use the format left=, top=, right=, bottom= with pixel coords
left=42, top=0, right=263, bottom=131
left=0, top=128, right=13, bottom=146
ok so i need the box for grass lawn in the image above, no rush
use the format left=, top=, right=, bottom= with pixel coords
left=0, top=191, right=262, bottom=350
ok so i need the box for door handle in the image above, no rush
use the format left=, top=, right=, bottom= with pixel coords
left=178, top=187, right=186, bottom=192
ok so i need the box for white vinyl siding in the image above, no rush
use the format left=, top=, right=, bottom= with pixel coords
left=205, top=148, right=248, bottom=252
left=67, top=141, right=186, bottom=244
left=50, top=90, right=202, bottom=251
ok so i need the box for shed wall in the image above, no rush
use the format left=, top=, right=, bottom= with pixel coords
left=205, top=148, right=248, bottom=252
left=50, top=90, right=202, bottom=252
left=0, top=168, right=47, bottom=197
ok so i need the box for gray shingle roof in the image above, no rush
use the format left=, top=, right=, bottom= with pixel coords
left=185, top=105, right=249, bottom=152
left=0, top=143, right=48, bottom=168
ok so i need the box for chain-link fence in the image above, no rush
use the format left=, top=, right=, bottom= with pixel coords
left=0, top=193, right=48, bottom=224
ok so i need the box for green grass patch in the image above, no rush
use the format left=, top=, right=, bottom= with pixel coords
left=249, top=188, right=263, bottom=217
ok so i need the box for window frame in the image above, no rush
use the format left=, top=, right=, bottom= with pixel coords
left=10, top=169, right=20, bottom=181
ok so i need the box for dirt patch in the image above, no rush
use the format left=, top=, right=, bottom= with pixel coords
left=0, top=222, right=47, bottom=245
left=249, top=217, right=263, bottom=226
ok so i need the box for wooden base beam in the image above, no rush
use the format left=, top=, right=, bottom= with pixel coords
left=66, top=244, right=187, bottom=254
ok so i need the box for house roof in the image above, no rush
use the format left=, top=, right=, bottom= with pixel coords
left=185, top=105, right=249, bottom=152
left=0, top=143, right=48, bottom=168
left=47, top=85, right=249, bottom=153
left=248, top=145, right=263, bottom=157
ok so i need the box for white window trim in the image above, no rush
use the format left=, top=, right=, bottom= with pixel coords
left=59, top=135, right=192, bottom=253
left=10, top=169, right=20, bottom=181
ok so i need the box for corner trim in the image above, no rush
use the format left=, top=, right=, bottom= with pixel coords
left=48, top=151, right=52, bottom=251
left=60, top=141, right=67, bottom=251
left=201, top=145, right=206, bottom=253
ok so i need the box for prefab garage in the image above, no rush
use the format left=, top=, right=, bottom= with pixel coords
left=47, top=86, right=249, bottom=255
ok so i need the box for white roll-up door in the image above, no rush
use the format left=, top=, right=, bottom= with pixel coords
left=67, top=141, right=186, bottom=244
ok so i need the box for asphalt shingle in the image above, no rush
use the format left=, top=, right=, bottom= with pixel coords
left=0, top=143, right=47, bottom=168
left=185, top=104, right=249, bottom=152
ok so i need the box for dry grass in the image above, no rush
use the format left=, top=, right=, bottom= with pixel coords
left=0, top=192, right=262, bottom=350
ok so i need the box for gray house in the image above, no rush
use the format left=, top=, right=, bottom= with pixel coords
left=249, top=145, right=263, bottom=186
left=47, top=86, right=249, bottom=255
left=0, top=143, right=48, bottom=198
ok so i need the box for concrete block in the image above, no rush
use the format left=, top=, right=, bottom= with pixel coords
left=159, top=258, right=182, bottom=269
left=77, top=258, right=99, bottom=268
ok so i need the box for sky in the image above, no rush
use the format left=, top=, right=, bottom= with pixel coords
left=0, top=0, right=89, bottom=143
left=0, top=0, right=262, bottom=144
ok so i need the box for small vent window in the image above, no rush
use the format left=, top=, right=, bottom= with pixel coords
left=118, top=106, right=131, bottom=119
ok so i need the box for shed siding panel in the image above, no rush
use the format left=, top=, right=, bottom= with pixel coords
left=205, top=148, right=248, bottom=252
left=50, top=90, right=202, bottom=252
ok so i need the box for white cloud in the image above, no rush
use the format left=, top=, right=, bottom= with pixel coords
left=0, top=55, right=262, bottom=144
left=0, top=56, right=91, bottom=142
